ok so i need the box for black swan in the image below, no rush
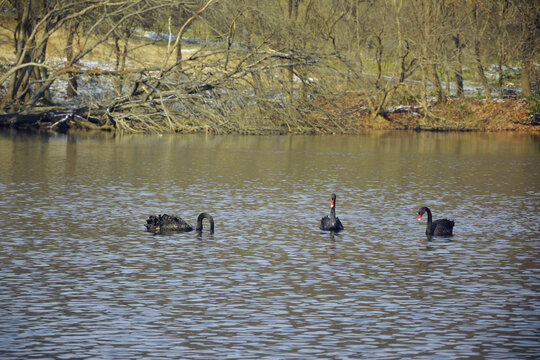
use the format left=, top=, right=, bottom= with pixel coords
left=320, top=193, right=344, bottom=232
left=418, top=207, right=454, bottom=236
left=146, top=212, right=214, bottom=234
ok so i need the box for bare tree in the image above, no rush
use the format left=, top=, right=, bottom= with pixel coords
left=452, top=33, right=466, bottom=97
left=64, top=19, right=80, bottom=98
left=496, top=0, right=510, bottom=98
left=512, top=0, right=539, bottom=96
left=470, top=0, right=493, bottom=102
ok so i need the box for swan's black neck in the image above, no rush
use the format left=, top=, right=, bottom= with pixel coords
left=425, top=207, right=433, bottom=224
left=422, top=207, right=433, bottom=235
left=330, top=194, right=337, bottom=225
left=196, top=212, right=214, bottom=233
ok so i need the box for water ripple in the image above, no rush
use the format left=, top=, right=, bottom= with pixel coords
left=0, top=132, right=539, bottom=359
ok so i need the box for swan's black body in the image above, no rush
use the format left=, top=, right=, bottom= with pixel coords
left=146, top=212, right=214, bottom=234
left=320, top=193, right=344, bottom=232
left=418, top=207, right=454, bottom=236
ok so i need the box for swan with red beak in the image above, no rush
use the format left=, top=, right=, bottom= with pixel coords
left=320, top=193, right=344, bottom=232
left=418, top=206, right=454, bottom=236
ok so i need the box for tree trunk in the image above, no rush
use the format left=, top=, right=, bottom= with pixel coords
left=175, top=7, right=184, bottom=69
left=431, top=64, right=444, bottom=104
left=474, top=40, right=492, bottom=102
left=65, top=21, right=79, bottom=98
left=6, top=1, right=34, bottom=109
left=471, top=3, right=492, bottom=102
left=287, top=0, right=300, bottom=105
left=113, top=34, right=121, bottom=70
left=497, top=62, right=504, bottom=98
left=518, top=1, right=537, bottom=96
left=521, top=60, right=533, bottom=96
left=35, top=40, right=52, bottom=104
left=496, top=0, right=509, bottom=98
left=5, top=0, right=55, bottom=109
left=452, top=34, right=464, bottom=97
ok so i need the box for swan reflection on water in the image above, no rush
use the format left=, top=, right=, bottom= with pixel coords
left=416, top=233, right=456, bottom=257
left=326, top=232, right=337, bottom=261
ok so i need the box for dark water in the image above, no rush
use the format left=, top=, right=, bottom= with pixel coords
left=0, top=130, right=539, bottom=359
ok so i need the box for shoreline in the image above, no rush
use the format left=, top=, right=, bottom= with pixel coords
left=1, top=97, right=537, bottom=134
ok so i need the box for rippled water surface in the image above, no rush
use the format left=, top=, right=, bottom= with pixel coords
left=0, top=130, right=539, bottom=359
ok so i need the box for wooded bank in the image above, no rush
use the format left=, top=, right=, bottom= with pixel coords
left=0, top=1, right=538, bottom=134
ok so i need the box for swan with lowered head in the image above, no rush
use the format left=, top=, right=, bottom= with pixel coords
left=418, top=207, right=454, bottom=236
left=146, top=212, right=214, bottom=234
left=320, top=193, right=344, bottom=232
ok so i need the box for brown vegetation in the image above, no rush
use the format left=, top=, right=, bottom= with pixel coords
left=309, top=95, right=538, bottom=133
left=0, top=0, right=538, bottom=134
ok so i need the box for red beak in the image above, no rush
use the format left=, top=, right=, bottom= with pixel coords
left=418, top=214, right=422, bottom=221
left=331, top=199, right=335, bottom=208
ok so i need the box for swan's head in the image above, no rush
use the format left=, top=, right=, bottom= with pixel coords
left=418, top=207, right=428, bottom=221
left=331, top=193, right=337, bottom=208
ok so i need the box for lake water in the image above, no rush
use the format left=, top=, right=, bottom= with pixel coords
left=0, top=130, right=539, bottom=359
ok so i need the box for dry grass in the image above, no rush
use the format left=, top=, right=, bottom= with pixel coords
left=0, top=21, right=199, bottom=69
